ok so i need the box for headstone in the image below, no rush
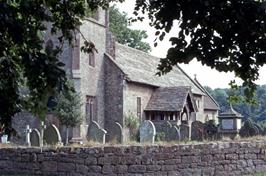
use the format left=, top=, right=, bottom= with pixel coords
left=191, top=121, right=204, bottom=141
left=140, top=120, right=156, bottom=143
left=254, top=123, right=263, bottom=135
left=43, top=124, right=62, bottom=145
left=161, top=121, right=172, bottom=141
left=30, top=129, right=41, bottom=147
left=168, top=126, right=180, bottom=141
left=87, top=121, right=107, bottom=144
left=40, top=121, right=46, bottom=147
left=25, top=125, right=32, bottom=146
left=180, top=124, right=190, bottom=141
left=239, top=119, right=259, bottom=137
left=112, top=122, right=123, bottom=143
left=204, top=120, right=218, bottom=140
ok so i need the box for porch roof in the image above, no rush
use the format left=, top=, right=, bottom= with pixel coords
left=145, top=86, right=197, bottom=112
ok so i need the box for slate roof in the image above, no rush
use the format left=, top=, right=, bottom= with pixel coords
left=114, top=43, right=205, bottom=95
left=145, top=87, right=196, bottom=112
left=193, top=78, right=220, bottom=110
left=219, top=105, right=243, bottom=118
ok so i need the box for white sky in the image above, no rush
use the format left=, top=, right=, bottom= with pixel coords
left=114, top=0, right=266, bottom=89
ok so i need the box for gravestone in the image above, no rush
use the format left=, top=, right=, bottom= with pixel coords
left=140, top=120, right=156, bottom=143
left=87, top=121, right=107, bottom=144
left=204, top=120, right=219, bottom=140
left=43, top=124, right=62, bottom=145
left=254, top=123, right=263, bottom=135
left=30, top=129, right=41, bottom=147
left=25, top=125, right=32, bottom=146
left=191, top=121, right=204, bottom=141
left=168, top=126, right=180, bottom=141
left=161, top=121, right=172, bottom=141
left=239, top=119, right=259, bottom=137
left=112, top=122, right=123, bottom=143
left=180, top=124, right=190, bottom=141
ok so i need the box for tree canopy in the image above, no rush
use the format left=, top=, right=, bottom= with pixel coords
left=133, top=0, right=266, bottom=101
left=0, top=0, right=113, bottom=129
left=109, top=5, right=151, bottom=52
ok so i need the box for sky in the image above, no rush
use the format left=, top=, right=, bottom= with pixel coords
left=114, top=0, right=266, bottom=89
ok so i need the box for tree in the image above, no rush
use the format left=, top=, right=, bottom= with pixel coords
left=109, top=5, right=151, bottom=52
left=133, top=0, right=266, bottom=101
left=0, top=0, right=114, bottom=130
left=53, top=83, right=83, bottom=145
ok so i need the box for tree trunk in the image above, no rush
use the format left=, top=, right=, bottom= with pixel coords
left=66, top=127, right=69, bottom=145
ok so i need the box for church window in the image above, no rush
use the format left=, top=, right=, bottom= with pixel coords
left=137, top=97, right=141, bottom=119
left=89, top=51, right=95, bottom=67
left=86, top=96, right=97, bottom=122
left=160, top=114, right=165, bottom=120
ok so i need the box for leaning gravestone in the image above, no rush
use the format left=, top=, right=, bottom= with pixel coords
left=30, top=129, right=41, bottom=147
left=43, top=124, right=62, bottom=145
left=180, top=124, right=190, bottom=141
left=87, top=121, right=107, bottom=144
left=168, top=126, right=180, bottom=141
left=140, top=120, right=156, bottom=143
left=191, top=121, right=204, bottom=141
left=112, top=122, right=123, bottom=144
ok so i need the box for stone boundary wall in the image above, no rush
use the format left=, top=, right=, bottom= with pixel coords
left=1, top=141, right=266, bottom=176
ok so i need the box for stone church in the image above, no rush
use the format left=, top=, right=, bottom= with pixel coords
left=13, top=8, right=219, bottom=143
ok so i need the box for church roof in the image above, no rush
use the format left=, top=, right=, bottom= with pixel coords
left=114, top=43, right=205, bottom=95
left=145, top=87, right=196, bottom=112
left=193, top=78, right=220, bottom=110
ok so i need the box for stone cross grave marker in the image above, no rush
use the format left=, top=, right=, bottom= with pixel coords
left=40, top=121, right=46, bottom=147
left=87, top=121, right=107, bottom=144
left=30, top=129, right=41, bottom=147
left=112, top=122, right=123, bottom=144
left=43, top=124, right=62, bottom=145
left=191, top=121, right=204, bottom=141
left=25, top=125, right=32, bottom=146
left=168, top=126, right=180, bottom=141
left=140, top=120, right=156, bottom=143
left=180, top=124, right=190, bottom=141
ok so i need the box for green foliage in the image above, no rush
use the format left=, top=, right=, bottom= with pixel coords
left=124, top=113, right=140, bottom=141
left=53, top=82, right=83, bottom=128
left=125, top=113, right=139, bottom=130
left=109, top=5, right=151, bottom=52
left=0, top=0, right=116, bottom=129
left=133, top=0, right=266, bottom=101
left=205, top=85, right=266, bottom=123
left=155, top=132, right=166, bottom=142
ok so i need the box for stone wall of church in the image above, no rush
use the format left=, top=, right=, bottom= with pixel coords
left=123, top=83, right=155, bottom=122
left=104, top=56, right=124, bottom=142
left=78, top=15, right=107, bottom=138
left=193, top=94, right=205, bottom=123
left=204, top=110, right=219, bottom=124
left=1, top=141, right=266, bottom=175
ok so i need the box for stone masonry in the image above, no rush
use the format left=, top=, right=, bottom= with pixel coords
left=1, top=141, right=266, bottom=175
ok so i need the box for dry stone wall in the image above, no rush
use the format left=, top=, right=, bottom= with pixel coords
left=0, top=141, right=266, bottom=176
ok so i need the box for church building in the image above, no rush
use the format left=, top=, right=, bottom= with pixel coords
left=13, top=8, right=219, bottom=143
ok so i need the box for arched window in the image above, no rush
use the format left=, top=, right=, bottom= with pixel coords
left=89, top=51, right=95, bottom=67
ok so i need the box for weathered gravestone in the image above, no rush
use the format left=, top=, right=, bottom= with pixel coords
left=30, top=129, right=41, bottom=147
left=204, top=120, right=219, bottom=140
left=112, top=122, right=123, bottom=144
left=180, top=124, right=190, bottom=141
left=161, top=121, right=172, bottom=141
left=43, top=124, right=62, bottom=145
left=87, top=121, right=107, bottom=144
left=191, top=121, right=204, bottom=141
left=140, top=120, right=156, bottom=143
left=168, top=126, right=180, bottom=141
left=239, top=119, right=259, bottom=137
